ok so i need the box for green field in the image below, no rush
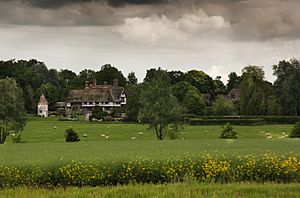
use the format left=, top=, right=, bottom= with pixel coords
left=0, top=116, right=299, bottom=196
left=0, top=116, right=299, bottom=167
left=1, top=182, right=300, bottom=198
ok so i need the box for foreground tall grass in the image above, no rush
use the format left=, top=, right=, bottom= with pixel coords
left=1, top=182, right=300, bottom=198
left=0, top=152, right=299, bottom=188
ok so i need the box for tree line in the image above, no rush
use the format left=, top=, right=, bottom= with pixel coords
left=0, top=58, right=300, bottom=119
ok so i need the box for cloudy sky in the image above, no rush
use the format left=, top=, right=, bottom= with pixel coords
left=1, top=0, right=300, bottom=82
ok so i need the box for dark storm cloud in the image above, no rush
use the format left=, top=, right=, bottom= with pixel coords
left=17, top=0, right=171, bottom=8
left=0, top=0, right=300, bottom=41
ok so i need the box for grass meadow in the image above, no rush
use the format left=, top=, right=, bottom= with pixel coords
left=0, top=116, right=299, bottom=166
left=0, top=116, right=299, bottom=197
left=1, top=182, right=300, bottom=198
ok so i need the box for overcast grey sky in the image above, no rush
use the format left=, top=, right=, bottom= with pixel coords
left=1, top=0, right=300, bottom=82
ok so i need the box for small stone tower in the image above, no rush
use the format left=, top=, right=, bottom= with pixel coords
left=37, top=94, right=48, bottom=117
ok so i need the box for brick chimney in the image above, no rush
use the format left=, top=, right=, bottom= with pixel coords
left=113, top=79, right=118, bottom=87
left=92, top=79, right=97, bottom=88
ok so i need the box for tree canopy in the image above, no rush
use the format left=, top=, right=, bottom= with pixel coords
left=171, top=81, right=205, bottom=115
left=273, top=59, right=300, bottom=116
left=139, top=69, right=182, bottom=140
left=0, top=58, right=300, bottom=119
left=0, top=78, right=26, bottom=144
left=240, top=66, right=266, bottom=115
left=212, top=95, right=235, bottom=115
left=96, top=64, right=126, bottom=87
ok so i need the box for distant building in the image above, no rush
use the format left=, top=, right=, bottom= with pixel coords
left=227, top=88, right=241, bottom=101
left=37, top=94, right=48, bottom=117
left=66, top=79, right=126, bottom=118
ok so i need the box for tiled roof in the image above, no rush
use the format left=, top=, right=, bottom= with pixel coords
left=67, top=85, right=124, bottom=103
left=38, top=94, right=48, bottom=105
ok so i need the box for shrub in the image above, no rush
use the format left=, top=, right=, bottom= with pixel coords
left=48, top=111, right=58, bottom=116
left=290, top=122, right=300, bottom=138
left=91, top=107, right=108, bottom=120
left=167, top=125, right=180, bottom=140
left=220, top=123, right=237, bottom=139
left=11, top=133, right=25, bottom=143
left=65, top=128, right=80, bottom=142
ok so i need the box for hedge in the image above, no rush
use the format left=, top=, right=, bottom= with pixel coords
left=185, top=115, right=300, bottom=125
left=189, top=118, right=266, bottom=126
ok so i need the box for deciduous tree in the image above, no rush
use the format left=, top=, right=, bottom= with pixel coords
left=0, top=78, right=26, bottom=144
left=139, top=69, right=182, bottom=140
left=127, top=71, right=138, bottom=85
left=240, top=66, right=266, bottom=115
left=273, top=59, right=300, bottom=116
left=212, top=95, right=235, bottom=115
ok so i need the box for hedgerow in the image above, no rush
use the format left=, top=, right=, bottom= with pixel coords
left=0, top=153, right=299, bottom=188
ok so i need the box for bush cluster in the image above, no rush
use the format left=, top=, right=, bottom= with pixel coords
left=64, top=128, right=80, bottom=142
left=0, top=153, right=299, bottom=188
left=220, top=123, right=237, bottom=139
left=59, top=115, right=79, bottom=121
left=290, top=122, right=300, bottom=138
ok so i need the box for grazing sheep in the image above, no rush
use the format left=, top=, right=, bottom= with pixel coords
left=131, top=137, right=136, bottom=140
left=83, top=134, right=87, bottom=137
left=138, top=132, right=143, bottom=135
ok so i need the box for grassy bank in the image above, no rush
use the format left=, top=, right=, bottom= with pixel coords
left=1, top=182, right=300, bottom=198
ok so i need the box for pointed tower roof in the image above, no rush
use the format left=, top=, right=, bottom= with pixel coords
left=39, top=94, right=48, bottom=105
